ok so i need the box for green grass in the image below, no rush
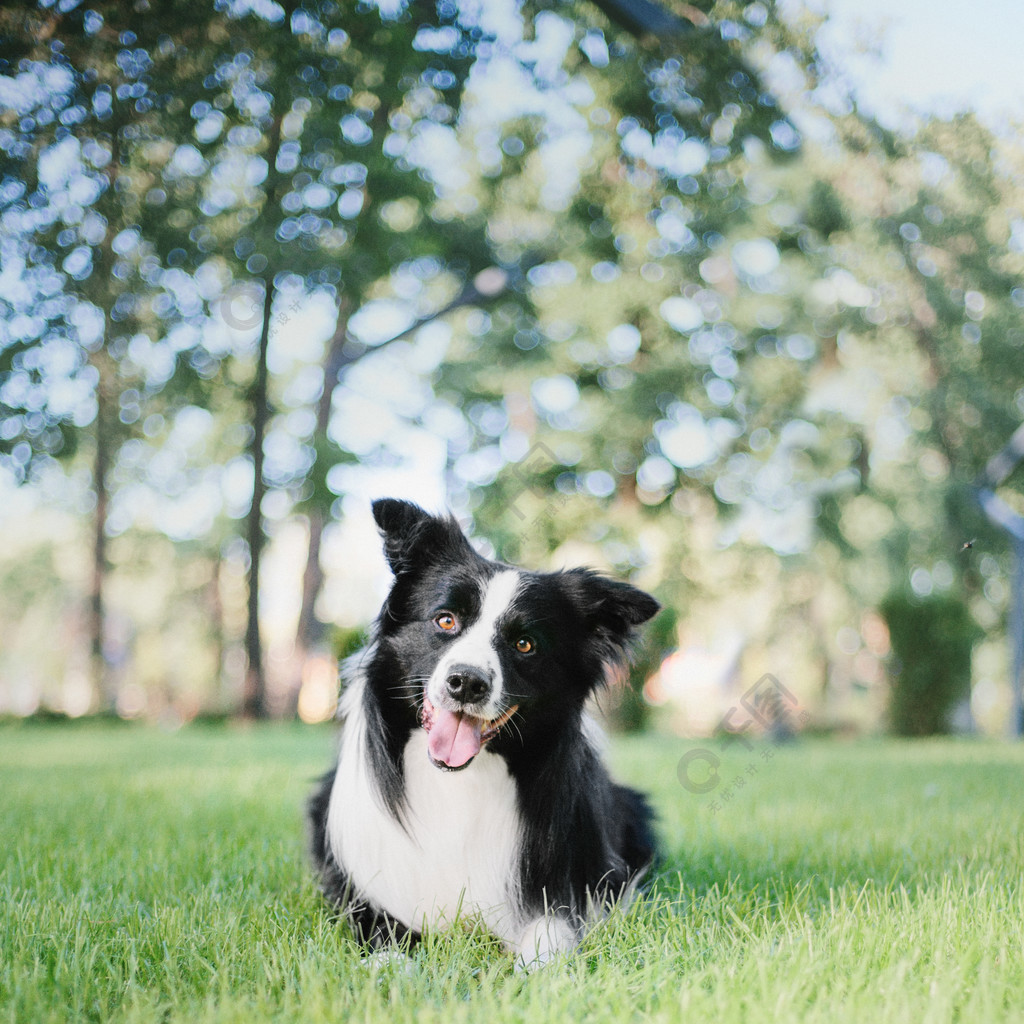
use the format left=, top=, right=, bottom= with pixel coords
left=2, top=723, right=1023, bottom=1023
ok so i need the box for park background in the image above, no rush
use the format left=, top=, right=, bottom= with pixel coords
left=3, top=0, right=1024, bottom=740
left=5, top=4, right=1024, bottom=1022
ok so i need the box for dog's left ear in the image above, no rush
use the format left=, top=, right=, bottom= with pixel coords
left=570, top=571, right=660, bottom=685
left=566, top=568, right=660, bottom=639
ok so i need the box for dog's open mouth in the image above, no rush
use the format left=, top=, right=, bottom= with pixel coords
left=420, top=694, right=518, bottom=771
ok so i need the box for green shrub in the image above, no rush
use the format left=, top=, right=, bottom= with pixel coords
left=880, top=591, right=980, bottom=736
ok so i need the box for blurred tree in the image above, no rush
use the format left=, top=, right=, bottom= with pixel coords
left=440, top=13, right=817, bottom=569
left=0, top=1, right=229, bottom=708
left=4, top=0, right=1023, bottom=733
left=848, top=112, right=1024, bottom=730
left=2, top=1, right=516, bottom=717
left=435, top=2, right=1024, bottom=729
left=876, top=114, right=1024, bottom=548
left=159, top=1, right=506, bottom=715
left=417, top=0, right=837, bottom=724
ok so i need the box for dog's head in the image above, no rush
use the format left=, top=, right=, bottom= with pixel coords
left=371, top=499, right=660, bottom=771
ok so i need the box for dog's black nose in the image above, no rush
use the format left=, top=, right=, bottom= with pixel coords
left=446, top=665, right=491, bottom=705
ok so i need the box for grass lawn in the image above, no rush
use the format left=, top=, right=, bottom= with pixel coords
left=2, top=722, right=1023, bottom=1023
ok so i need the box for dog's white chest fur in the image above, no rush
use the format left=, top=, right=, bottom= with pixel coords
left=326, top=685, right=523, bottom=943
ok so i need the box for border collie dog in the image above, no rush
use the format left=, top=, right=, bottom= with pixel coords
left=309, top=499, right=660, bottom=966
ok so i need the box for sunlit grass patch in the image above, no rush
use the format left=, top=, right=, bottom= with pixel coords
left=2, top=724, right=1023, bottom=1023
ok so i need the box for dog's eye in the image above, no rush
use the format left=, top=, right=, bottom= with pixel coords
left=514, top=637, right=534, bottom=654
left=434, top=612, right=458, bottom=633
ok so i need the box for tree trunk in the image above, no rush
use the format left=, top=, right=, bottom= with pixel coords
left=289, top=272, right=509, bottom=697
left=88, top=120, right=123, bottom=715
left=89, top=383, right=112, bottom=711
left=295, top=296, right=352, bottom=659
left=240, top=103, right=286, bottom=721
left=242, top=275, right=275, bottom=720
left=207, top=553, right=228, bottom=713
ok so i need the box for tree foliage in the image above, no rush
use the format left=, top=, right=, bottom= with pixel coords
left=1, top=0, right=1022, bottom=730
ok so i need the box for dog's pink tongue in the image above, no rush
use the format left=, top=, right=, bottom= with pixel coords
left=428, top=708, right=483, bottom=768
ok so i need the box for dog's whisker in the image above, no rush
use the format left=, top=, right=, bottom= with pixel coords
left=503, top=713, right=525, bottom=747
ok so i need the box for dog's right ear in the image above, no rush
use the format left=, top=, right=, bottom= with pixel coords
left=372, top=498, right=460, bottom=576
left=372, top=499, right=433, bottom=574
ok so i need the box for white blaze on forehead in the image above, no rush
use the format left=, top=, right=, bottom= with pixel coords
left=428, top=569, right=522, bottom=714
left=472, top=570, right=522, bottom=637
left=448, top=569, right=522, bottom=668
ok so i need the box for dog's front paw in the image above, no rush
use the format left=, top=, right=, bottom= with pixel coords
left=513, top=915, right=577, bottom=971
left=361, top=948, right=414, bottom=974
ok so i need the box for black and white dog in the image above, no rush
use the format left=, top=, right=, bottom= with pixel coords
left=309, top=499, right=660, bottom=966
